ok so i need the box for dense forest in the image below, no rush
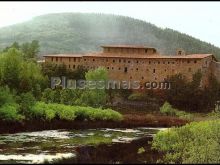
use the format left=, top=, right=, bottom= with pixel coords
left=0, top=13, right=219, bottom=59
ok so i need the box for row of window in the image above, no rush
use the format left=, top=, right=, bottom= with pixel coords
left=52, top=57, right=80, bottom=62
left=67, top=64, right=194, bottom=74
left=105, top=48, right=151, bottom=54
left=90, top=59, right=197, bottom=64
left=52, top=57, right=198, bottom=65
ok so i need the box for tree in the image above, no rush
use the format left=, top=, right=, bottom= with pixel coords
left=77, top=67, right=108, bottom=107
left=0, top=48, right=48, bottom=95
left=21, top=40, right=40, bottom=60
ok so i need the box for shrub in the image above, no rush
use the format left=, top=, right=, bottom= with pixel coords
left=160, top=101, right=176, bottom=116
left=0, top=104, right=24, bottom=122
left=0, top=86, right=16, bottom=105
left=160, top=102, right=194, bottom=120
left=152, top=120, right=220, bottom=164
left=31, top=102, right=123, bottom=122
left=17, top=92, right=36, bottom=117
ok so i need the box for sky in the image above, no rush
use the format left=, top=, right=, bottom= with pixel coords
left=0, top=1, right=220, bottom=47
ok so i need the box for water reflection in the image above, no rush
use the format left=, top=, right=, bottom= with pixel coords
left=0, top=127, right=165, bottom=164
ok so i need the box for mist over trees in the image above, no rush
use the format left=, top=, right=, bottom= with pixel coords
left=0, top=13, right=219, bottom=59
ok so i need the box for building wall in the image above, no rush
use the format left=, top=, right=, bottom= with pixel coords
left=45, top=55, right=213, bottom=87
left=44, top=45, right=218, bottom=88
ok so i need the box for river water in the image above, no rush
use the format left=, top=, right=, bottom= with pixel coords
left=0, top=127, right=166, bottom=164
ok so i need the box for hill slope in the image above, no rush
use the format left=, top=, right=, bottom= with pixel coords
left=0, top=13, right=219, bottom=59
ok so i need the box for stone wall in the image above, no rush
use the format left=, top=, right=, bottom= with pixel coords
left=211, top=61, right=220, bottom=82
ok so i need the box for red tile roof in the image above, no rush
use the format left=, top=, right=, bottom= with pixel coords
left=43, top=53, right=214, bottom=59
left=84, top=53, right=213, bottom=59
left=43, top=54, right=83, bottom=57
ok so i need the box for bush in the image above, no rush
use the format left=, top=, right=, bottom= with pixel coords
left=160, top=102, right=194, bottom=120
left=31, top=102, right=123, bottom=122
left=0, top=104, right=24, bottom=122
left=17, top=92, right=36, bottom=117
left=152, top=120, right=220, bottom=164
left=160, top=101, right=176, bottom=116
left=0, top=86, right=16, bottom=105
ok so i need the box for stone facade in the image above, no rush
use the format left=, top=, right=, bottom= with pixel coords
left=44, top=45, right=219, bottom=87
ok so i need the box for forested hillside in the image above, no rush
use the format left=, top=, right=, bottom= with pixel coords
left=0, top=13, right=219, bottom=59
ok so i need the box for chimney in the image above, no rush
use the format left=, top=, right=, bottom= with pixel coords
left=176, top=48, right=186, bottom=56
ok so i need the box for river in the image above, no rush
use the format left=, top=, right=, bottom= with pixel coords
left=0, top=127, right=166, bottom=164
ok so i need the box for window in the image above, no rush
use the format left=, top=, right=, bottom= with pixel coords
left=84, top=59, right=86, bottom=61
left=145, top=49, right=148, bottom=53
left=142, top=76, right=144, bottom=80
left=136, top=60, right=139, bottom=63
left=168, top=62, right=170, bottom=64
left=113, top=59, right=115, bottom=63
left=56, top=57, right=58, bottom=62
left=106, top=59, right=108, bottom=62
left=187, top=60, right=190, bottom=64
left=119, top=59, right=121, bottom=63
left=165, top=69, right=167, bottom=72
left=130, top=76, right=132, bottom=79
left=119, top=67, right=121, bottom=70
left=153, top=69, right=156, bottom=73
left=172, top=62, right=175, bottom=64
left=188, top=68, right=191, bottom=72
left=69, top=65, right=70, bottom=68
left=128, top=60, right=130, bottom=63
left=112, top=67, right=114, bottom=70
left=136, top=68, right=138, bottom=71
left=93, top=59, right=95, bottom=61
left=73, top=65, right=75, bottom=69
left=194, top=60, right=197, bottom=63
left=74, top=58, right=76, bottom=62
left=158, top=61, right=160, bottom=64
left=107, top=67, right=109, bottom=70
left=149, top=61, right=151, bottom=64
left=124, top=67, right=128, bottom=73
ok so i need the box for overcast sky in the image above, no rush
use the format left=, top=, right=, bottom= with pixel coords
left=0, top=1, right=220, bottom=47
